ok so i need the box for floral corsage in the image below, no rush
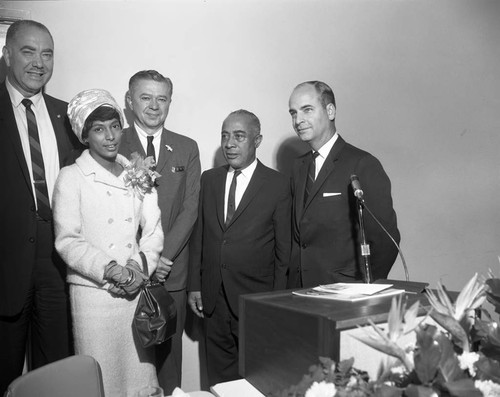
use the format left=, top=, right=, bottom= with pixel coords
left=123, top=152, right=161, bottom=199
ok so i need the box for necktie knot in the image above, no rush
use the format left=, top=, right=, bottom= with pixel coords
left=147, top=136, right=154, bottom=144
left=233, top=170, right=242, bottom=178
left=312, top=151, right=319, bottom=160
left=22, top=98, right=33, bottom=109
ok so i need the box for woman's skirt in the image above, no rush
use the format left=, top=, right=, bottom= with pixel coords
left=70, top=284, right=158, bottom=397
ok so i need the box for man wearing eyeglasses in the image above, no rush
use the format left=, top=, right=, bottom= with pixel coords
left=187, top=109, right=291, bottom=386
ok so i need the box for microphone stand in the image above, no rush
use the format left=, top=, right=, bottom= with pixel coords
left=356, top=197, right=372, bottom=284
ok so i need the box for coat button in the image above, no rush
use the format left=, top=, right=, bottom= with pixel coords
left=29, top=237, right=35, bottom=243
left=301, top=243, right=307, bottom=249
left=109, top=243, right=115, bottom=249
left=126, top=217, right=132, bottom=222
left=107, top=191, right=112, bottom=196
left=127, top=243, right=132, bottom=248
left=108, top=218, right=114, bottom=224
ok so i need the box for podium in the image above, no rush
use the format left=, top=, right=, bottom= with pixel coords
left=239, top=288, right=429, bottom=396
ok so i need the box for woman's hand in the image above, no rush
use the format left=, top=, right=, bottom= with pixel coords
left=104, top=260, right=148, bottom=298
left=122, top=259, right=149, bottom=296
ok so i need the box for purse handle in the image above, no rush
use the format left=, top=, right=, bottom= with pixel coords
left=139, top=251, right=149, bottom=278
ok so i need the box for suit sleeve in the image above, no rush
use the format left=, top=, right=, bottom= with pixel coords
left=187, top=172, right=204, bottom=292
left=136, top=188, right=164, bottom=275
left=272, top=177, right=292, bottom=290
left=356, top=155, right=400, bottom=280
left=161, top=142, right=201, bottom=261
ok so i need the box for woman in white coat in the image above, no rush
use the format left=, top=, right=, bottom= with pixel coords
left=52, top=89, right=164, bottom=397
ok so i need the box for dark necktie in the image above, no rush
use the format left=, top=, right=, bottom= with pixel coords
left=22, top=98, right=51, bottom=221
left=146, top=135, right=156, bottom=162
left=304, top=151, right=319, bottom=206
left=226, top=170, right=241, bottom=226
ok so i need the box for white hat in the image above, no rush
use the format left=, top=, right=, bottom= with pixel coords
left=67, top=89, right=124, bottom=144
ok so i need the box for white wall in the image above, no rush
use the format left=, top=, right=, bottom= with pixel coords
left=2, top=0, right=500, bottom=391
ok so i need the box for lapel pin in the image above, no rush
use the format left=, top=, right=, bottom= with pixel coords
left=165, top=144, right=173, bottom=152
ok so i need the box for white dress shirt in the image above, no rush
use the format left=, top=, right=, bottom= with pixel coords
left=224, top=158, right=258, bottom=220
left=6, top=78, right=60, bottom=208
left=314, top=132, right=338, bottom=178
left=134, top=123, right=163, bottom=161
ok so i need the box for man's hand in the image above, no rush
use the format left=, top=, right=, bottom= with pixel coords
left=188, top=291, right=204, bottom=318
left=154, top=256, right=173, bottom=282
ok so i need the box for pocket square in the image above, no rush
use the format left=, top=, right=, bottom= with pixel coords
left=171, top=166, right=185, bottom=173
left=323, top=192, right=341, bottom=197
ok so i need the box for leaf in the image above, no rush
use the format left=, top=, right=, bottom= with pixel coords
left=414, top=325, right=441, bottom=384
left=475, top=355, right=500, bottom=383
left=404, top=384, right=437, bottom=397
left=435, top=332, right=465, bottom=382
left=444, top=378, right=483, bottom=397
left=429, top=310, right=470, bottom=352
left=373, top=383, right=403, bottom=397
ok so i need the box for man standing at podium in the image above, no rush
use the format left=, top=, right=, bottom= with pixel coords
left=188, top=109, right=291, bottom=386
left=288, top=81, right=400, bottom=288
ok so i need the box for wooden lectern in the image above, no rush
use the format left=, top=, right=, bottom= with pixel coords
left=239, top=289, right=428, bottom=396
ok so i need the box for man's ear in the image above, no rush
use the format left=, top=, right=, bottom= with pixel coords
left=2, top=46, right=11, bottom=67
left=326, top=103, right=336, bottom=121
left=126, top=91, right=133, bottom=110
left=255, top=134, right=263, bottom=148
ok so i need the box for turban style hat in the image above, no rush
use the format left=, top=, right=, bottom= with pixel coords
left=67, top=89, right=125, bottom=144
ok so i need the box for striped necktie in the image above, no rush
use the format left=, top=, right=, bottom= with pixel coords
left=146, top=135, right=156, bottom=162
left=304, top=151, right=319, bottom=206
left=22, top=98, right=51, bottom=221
left=226, top=170, right=241, bottom=226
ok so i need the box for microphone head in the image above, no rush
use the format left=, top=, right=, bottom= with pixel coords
left=350, top=174, right=364, bottom=199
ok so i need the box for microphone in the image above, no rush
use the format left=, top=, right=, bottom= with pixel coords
left=349, top=174, right=412, bottom=285
left=350, top=175, right=364, bottom=200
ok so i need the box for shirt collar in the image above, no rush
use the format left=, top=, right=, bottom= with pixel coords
left=134, top=122, right=163, bottom=140
left=228, top=158, right=258, bottom=178
left=6, top=77, right=43, bottom=108
left=315, top=132, right=338, bottom=159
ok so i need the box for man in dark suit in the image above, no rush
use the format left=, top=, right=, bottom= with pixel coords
left=0, top=20, right=81, bottom=394
left=119, top=70, right=201, bottom=394
left=188, top=109, right=291, bottom=386
left=288, top=81, right=400, bottom=288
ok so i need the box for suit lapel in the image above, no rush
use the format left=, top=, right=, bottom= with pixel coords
left=123, top=126, right=146, bottom=159
left=303, top=136, right=346, bottom=212
left=44, top=95, right=69, bottom=168
left=0, top=83, right=33, bottom=192
left=294, top=153, right=310, bottom=222
left=156, top=129, right=173, bottom=175
left=216, top=166, right=229, bottom=229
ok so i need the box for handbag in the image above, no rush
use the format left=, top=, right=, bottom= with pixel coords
left=133, top=252, right=177, bottom=348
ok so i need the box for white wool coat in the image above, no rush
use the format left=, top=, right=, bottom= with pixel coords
left=52, top=150, right=164, bottom=397
left=53, top=150, right=163, bottom=286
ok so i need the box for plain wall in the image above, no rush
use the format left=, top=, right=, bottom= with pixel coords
left=2, top=0, right=499, bottom=391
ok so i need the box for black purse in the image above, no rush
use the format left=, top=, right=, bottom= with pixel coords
left=133, top=252, right=177, bottom=348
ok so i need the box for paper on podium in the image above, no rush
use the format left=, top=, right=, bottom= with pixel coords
left=292, top=282, right=405, bottom=302
left=211, top=379, right=264, bottom=397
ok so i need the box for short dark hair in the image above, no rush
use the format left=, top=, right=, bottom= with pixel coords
left=296, top=81, right=336, bottom=109
left=226, top=109, right=261, bottom=135
left=128, top=70, right=173, bottom=95
left=6, top=20, right=53, bottom=46
left=82, top=106, right=122, bottom=142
